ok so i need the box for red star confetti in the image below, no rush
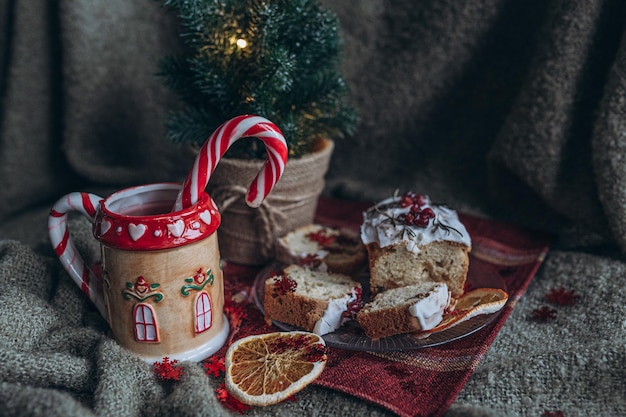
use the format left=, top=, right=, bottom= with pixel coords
left=532, top=306, right=557, bottom=322
left=203, top=356, right=225, bottom=378
left=543, top=411, right=565, bottom=417
left=153, top=357, right=184, bottom=381
left=224, top=301, right=248, bottom=344
left=545, top=287, right=579, bottom=306
left=216, top=383, right=253, bottom=414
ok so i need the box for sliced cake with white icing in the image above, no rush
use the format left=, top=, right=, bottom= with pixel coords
left=361, top=192, right=471, bottom=298
left=356, top=282, right=451, bottom=339
left=275, top=224, right=367, bottom=277
left=263, top=265, right=363, bottom=336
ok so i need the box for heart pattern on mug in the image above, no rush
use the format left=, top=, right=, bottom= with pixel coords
left=199, top=210, right=212, bottom=225
left=167, top=220, right=185, bottom=237
left=128, top=223, right=147, bottom=241
left=134, top=276, right=149, bottom=295
left=100, top=220, right=112, bottom=236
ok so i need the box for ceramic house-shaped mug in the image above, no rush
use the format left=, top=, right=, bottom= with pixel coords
left=48, top=115, right=288, bottom=362
left=50, top=183, right=229, bottom=362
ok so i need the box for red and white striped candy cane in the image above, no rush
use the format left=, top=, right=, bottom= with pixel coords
left=173, top=115, right=288, bottom=211
left=48, top=192, right=107, bottom=319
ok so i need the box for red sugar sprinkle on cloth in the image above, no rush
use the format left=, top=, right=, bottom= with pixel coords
left=222, top=197, right=553, bottom=417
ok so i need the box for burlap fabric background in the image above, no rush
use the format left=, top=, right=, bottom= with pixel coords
left=1, top=0, right=625, bottom=416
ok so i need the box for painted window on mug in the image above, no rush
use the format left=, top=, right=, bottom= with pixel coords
left=134, top=303, right=159, bottom=342
left=195, top=291, right=212, bottom=333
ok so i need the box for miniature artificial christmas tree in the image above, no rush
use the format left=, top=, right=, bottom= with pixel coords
left=159, top=0, right=357, bottom=159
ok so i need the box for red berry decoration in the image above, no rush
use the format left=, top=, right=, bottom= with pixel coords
left=421, top=207, right=435, bottom=219
left=397, top=192, right=434, bottom=228
left=414, top=215, right=430, bottom=227
left=400, top=195, right=414, bottom=208
left=387, top=192, right=464, bottom=238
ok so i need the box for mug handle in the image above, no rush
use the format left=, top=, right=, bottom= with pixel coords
left=48, top=192, right=107, bottom=319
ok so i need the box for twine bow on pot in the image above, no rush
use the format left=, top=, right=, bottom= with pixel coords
left=210, top=184, right=288, bottom=259
left=207, top=139, right=334, bottom=265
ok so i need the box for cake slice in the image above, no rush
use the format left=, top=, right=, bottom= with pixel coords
left=356, top=282, right=450, bottom=340
left=361, top=192, right=471, bottom=297
left=263, top=265, right=363, bottom=336
left=275, top=224, right=367, bottom=276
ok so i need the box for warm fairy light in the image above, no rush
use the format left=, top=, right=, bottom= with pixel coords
left=236, top=38, right=247, bottom=48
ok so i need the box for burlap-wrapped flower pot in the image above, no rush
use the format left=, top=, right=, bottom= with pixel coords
left=207, top=139, right=334, bottom=265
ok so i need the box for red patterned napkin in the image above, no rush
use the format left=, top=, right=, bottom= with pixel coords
left=222, top=197, right=552, bottom=417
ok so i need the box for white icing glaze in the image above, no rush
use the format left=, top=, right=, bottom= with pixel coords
left=407, top=283, right=451, bottom=330
left=280, top=224, right=337, bottom=259
left=312, top=288, right=359, bottom=336
left=360, top=195, right=471, bottom=254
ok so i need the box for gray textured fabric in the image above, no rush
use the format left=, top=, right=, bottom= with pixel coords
left=454, top=251, right=626, bottom=417
left=1, top=0, right=626, bottom=416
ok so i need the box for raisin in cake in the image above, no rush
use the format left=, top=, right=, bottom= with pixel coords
left=275, top=224, right=367, bottom=276
left=361, top=192, right=471, bottom=298
left=356, top=282, right=450, bottom=339
left=263, top=265, right=363, bottom=335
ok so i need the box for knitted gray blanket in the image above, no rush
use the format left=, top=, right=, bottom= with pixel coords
left=1, top=0, right=625, bottom=416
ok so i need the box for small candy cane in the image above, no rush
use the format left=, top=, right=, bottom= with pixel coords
left=173, top=115, right=288, bottom=211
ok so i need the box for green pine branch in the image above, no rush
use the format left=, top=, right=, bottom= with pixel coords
left=158, top=0, right=357, bottom=158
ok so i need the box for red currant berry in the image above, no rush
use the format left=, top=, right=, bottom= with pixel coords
left=400, top=195, right=413, bottom=207
left=415, top=195, right=427, bottom=206
left=404, top=213, right=416, bottom=225
left=410, top=204, right=422, bottom=214
left=414, top=216, right=430, bottom=227
left=422, top=207, right=435, bottom=219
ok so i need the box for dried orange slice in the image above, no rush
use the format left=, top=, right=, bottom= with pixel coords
left=455, top=287, right=508, bottom=312
left=421, top=288, right=508, bottom=335
left=225, top=331, right=327, bottom=406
